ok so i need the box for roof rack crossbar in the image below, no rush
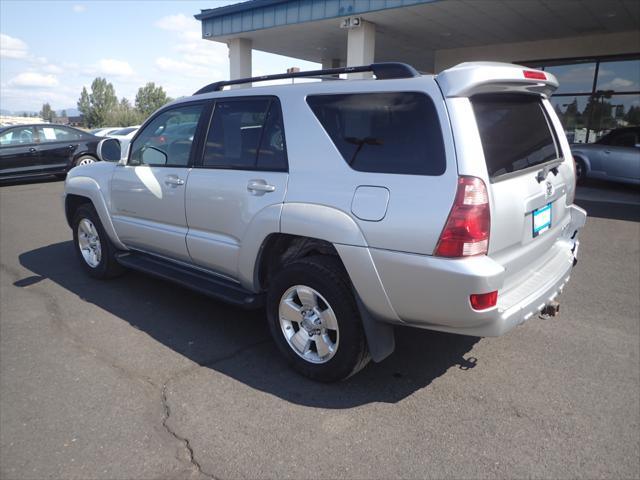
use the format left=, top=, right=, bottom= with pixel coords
left=193, top=62, right=420, bottom=95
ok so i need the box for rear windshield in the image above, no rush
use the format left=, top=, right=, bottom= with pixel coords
left=307, top=92, right=446, bottom=176
left=471, top=94, right=559, bottom=179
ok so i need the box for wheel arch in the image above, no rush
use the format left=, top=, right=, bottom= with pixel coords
left=65, top=176, right=126, bottom=250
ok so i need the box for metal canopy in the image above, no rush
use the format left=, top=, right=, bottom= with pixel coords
left=196, top=0, right=640, bottom=72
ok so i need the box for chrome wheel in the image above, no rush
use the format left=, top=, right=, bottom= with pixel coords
left=278, top=285, right=339, bottom=364
left=77, top=218, right=102, bottom=268
left=77, top=157, right=96, bottom=166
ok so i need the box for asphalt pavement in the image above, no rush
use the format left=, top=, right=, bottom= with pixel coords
left=1, top=178, right=638, bottom=480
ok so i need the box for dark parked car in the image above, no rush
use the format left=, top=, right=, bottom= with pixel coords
left=571, top=127, right=640, bottom=186
left=0, top=124, right=102, bottom=182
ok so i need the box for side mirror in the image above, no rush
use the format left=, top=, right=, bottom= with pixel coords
left=97, top=138, right=121, bottom=162
left=141, top=146, right=168, bottom=166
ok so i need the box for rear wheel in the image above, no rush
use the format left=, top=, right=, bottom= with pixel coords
left=74, top=155, right=97, bottom=167
left=72, top=204, right=124, bottom=279
left=266, top=256, right=370, bottom=382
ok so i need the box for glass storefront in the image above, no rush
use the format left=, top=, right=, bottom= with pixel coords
left=527, top=56, right=640, bottom=144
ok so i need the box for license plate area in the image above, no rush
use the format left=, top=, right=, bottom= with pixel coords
left=533, top=203, right=552, bottom=237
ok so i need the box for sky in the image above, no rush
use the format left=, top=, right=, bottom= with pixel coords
left=0, top=0, right=320, bottom=113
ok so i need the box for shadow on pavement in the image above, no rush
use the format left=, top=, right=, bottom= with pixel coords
left=575, top=199, right=640, bottom=222
left=19, top=241, right=480, bottom=408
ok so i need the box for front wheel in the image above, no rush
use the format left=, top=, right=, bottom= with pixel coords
left=266, top=256, right=370, bottom=382
left=72, top=204, right=124, bottom=279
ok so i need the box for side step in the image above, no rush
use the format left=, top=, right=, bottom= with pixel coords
left=115, top=251, right=263, bottom=309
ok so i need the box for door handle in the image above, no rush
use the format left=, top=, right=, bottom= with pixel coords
left=28, top=147, right=37, bottom=153
left=604, top=150, right=611, bottom=154
left=164, top=176, right=185, bottom=186
left=68, top=144, right=76, bottom=149
left=247, top=180, right=276, bottom=195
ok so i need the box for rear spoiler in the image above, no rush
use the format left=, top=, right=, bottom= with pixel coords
left=435, top=62, right=558, bottom=98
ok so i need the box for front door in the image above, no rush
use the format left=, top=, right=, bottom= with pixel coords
left=0, top=126, right=39, bottom=178
left=185, top=97, right=288, bottom=279
left=111, top=102, right=206, bottom=261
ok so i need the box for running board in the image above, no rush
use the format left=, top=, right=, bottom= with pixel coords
left=115, top=251, right=263, bottom=309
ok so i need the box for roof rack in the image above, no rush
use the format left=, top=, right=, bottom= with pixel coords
left=193, top=62, right=420, bottom=95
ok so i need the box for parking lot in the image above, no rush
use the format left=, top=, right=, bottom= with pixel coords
left=0, top=178, right=638, bottom=479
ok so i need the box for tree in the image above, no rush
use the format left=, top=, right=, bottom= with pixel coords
left=106, top=97, right=145, bottom=127
left=135, top=82, right=171, bottom=117
left=40, top=103, right=54, bottom=123
left=77, top=78, right=118, bottom=128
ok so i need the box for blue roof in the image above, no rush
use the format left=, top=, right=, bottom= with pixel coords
left=195, top=0, right=436, bottom=37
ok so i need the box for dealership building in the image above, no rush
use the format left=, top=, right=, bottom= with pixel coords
left=196, top=0, right=640, bottom=142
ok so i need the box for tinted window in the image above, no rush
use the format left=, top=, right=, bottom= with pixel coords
left=0, top=127, right=34, bottom=146
left=471, top=94, right=559, bottom=178
left=36, top=126, right=83, bottom=142
left=610, top=130, right=638, bottom=147
left=306, top=92, right=445, bottom=175
left=129, top=104, right=203, bottom=167
left=203, top=98, right=287, bottom=171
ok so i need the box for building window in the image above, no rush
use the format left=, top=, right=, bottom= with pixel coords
left=528, top=56, right=640, bottom=144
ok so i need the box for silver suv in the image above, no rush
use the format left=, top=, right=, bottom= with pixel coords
left=64, top=62, right=586, bottom=381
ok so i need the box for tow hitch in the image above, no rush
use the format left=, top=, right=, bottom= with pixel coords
left=539, top=301, right=560, bottom=319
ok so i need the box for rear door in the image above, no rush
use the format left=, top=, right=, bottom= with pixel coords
left=470, top=93, right=573, bottom=266
left=35, top=125, right=82, bottom=171
left=185, top=97, right=288, bottom=279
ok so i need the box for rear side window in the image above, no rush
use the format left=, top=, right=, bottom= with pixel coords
left=471, top=94, right=559, bottom=179
left=202, top=98, right=287, bottom=171
left=306, top=92, right=445, bottom=175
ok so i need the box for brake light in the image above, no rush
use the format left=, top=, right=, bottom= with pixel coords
left=470, top=291, right=498, bottom=310
left=523, top=70, right=546, bottom=80
left=434, top=176, right=490, bottom=257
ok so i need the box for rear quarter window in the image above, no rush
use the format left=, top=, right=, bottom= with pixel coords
left=306, top=92, right=446, bottom=175
left=471, top=93, right=559, bottom=179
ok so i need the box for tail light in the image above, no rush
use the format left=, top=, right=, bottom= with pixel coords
left=567, top=155, right=577, bottom=204
left=434, top=176, right=490, bottom=257
left=523, top=70, right=546, bottom=80
left=470, top=291, right=498, bottom=310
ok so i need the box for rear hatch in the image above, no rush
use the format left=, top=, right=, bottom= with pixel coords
left=437, top=63, right=576, bottom=292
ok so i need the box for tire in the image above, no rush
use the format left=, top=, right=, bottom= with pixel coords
left=72, top=204, right=124, bottom=279
left=575, top=158, right=586, bottom=185
left=266, top=255, right=370, bottom=382
left=74, top=155, right=97, bottom=167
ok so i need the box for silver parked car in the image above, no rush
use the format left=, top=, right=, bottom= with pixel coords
left=63, top=62, right=586, bottom=381
left=571, top=127, right=640, bottom=185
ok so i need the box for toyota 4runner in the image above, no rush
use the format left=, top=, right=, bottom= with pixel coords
left=64, top=62, right=587, bottom=381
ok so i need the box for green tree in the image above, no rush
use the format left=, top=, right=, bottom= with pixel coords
left=106, top=97, right=145, bottom=127
left=39, top=103, right=54, bottom=123
left=624, top=106, right=640, bottom=126
left=77, top=78, right=118, bottom=128
left=135, top=82, right=171, bottom=117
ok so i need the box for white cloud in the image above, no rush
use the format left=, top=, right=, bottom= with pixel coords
left=155, top=56, right=222, bottom=79
left=0, top=33, right=29, bottom=59
left=600, top=77, right=636, bottom=90
left=155, top=13, right=195, bottom=32
left=8, top=72, right=59, bottom=88
left=72, top=4, right=86, bottom=13
left=87, top=58, right=135, bottom=77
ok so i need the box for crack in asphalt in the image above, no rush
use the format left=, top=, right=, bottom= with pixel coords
left=161, top=383, right=217, bottom=480
left=159, top=338, right=271, bottom=480
left=5, top=262, right=272, bottom=479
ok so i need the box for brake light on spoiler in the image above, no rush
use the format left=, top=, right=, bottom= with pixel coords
left=523, top=70, right=547, bottom=80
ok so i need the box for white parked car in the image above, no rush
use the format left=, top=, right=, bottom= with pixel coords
left=90, top=127, right=121, bottom=137
left=107, top=126, right=140, bottom=159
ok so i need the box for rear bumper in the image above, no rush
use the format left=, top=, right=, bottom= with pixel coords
left=365, top=205, right=587, bottom=337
